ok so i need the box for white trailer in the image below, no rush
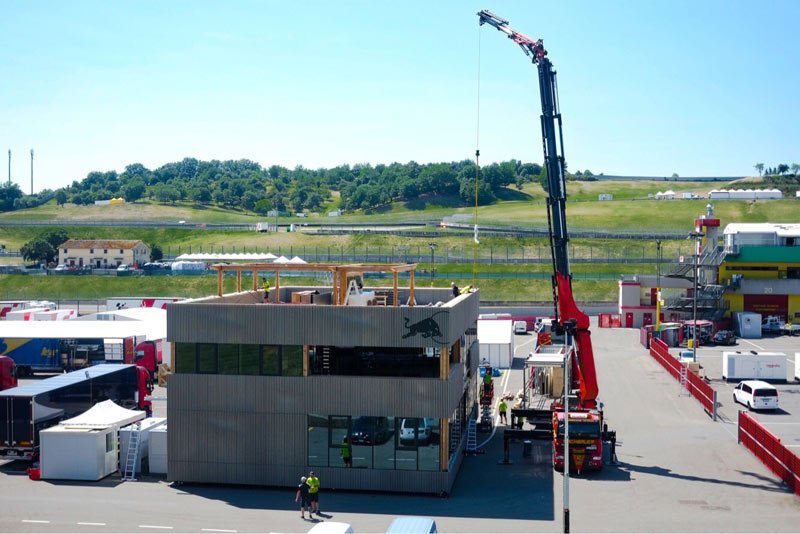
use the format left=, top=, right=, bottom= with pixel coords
left=722, top=351, right=787, bottom=382
left=795, top=353, right=799, bottom=382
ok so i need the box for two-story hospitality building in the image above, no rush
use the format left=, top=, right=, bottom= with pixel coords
left=166, top=263, right=480, bottom=494
left=58, top=239, right=150, bottom=268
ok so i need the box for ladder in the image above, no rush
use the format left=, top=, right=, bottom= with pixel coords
left=449, top=418, right=461, bottom=453
left=122, top=422, right=141, bottom=481
left=679, top=364, right=689, bottom=396
left=465, top=419, right=478, bottom=454
left=320, top=346, right=331, bottom=375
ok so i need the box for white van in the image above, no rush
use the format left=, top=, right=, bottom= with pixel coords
left=386, top=516, right=437, bottom=534
left=308, top=522, right=354, bottom=534
left=514, top=320, right=527, bottom=334
left=732, top=380, right=779, bottom=411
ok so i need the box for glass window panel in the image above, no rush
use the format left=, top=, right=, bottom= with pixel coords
left=240, top=345, right=260, bottom=375
left=420, top=418, right=440, bottom=471
left=282, top=345, right=303, bottom=376
left=329, top=416, right=350, bottom=469
left=175, top=343, right=196, bottom=374
left=373, top=416, right=395, bottom=470
left=394, top=417, right=415, bottom=470
left=197, top=344, right=217, bottom=374
left=308, top=415, right=329, bottom=467
left=261, top=345, right=280, bottom=376
left=351, top=415, right=382, bottom=469
left=218, top=344, right=239, bottom=375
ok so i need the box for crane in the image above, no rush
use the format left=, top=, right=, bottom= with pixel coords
left=478, top=10, right=598, bottom=410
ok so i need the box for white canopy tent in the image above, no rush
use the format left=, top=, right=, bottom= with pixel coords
left=175, top=252, right=277, bottom=261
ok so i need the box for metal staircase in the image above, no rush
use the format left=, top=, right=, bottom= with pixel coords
left=679, top=365, right=689, bottom=396
left=663, top=245, right=729, bottom=321
left=122, top=422, right=141, bottom=481
left=464, top=419, right=478, bottom=455
left=449, top=418, right=462, bottom=454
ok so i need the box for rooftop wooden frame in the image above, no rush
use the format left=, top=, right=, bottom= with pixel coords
left=211, top=263, right=418, bottom=306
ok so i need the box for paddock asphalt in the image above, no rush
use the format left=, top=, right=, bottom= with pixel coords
left=0, top=319, right=798, bottom=533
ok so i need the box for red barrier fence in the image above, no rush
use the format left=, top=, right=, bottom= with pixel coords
left=598, top=314, right=621, bottom=328
left=649, top=338, right=717, bottom=420
left=739, top=411, right=800, bottom=495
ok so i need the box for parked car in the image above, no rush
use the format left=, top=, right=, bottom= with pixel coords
left=54, top=264, right=68, bottom=272
left=399, top=417, right=435, bottom=445
left=712, top=330, right=736, bottom=346
left=733, top=380, right=779, bottom=411
left=386, top=516, right=438, bottom=533
left=350, top=416, right=390, bottom=445
left=514, top=320, right=528, bottom=334
left=116, top=264, right=131, bottom=271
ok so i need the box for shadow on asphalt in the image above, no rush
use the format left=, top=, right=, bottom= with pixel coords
left=616, top=461, right=792, bottom=494
left=172, top=434, right=557, bottom=521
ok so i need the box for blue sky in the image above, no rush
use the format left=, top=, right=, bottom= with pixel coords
left=1, top=1, right=798, bottom=193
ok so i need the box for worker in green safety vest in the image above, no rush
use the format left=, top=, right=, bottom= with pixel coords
left=498, top=398, right=508, bottom=425
left=340, top=436, right=352, bottom=467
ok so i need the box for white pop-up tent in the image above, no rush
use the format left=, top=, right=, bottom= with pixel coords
left=40, top=400, right=146, bottom=481
left=477, top=319, right=514, bottom=369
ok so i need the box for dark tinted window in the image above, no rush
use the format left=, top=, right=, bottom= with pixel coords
left=240, top=345, right=260, bottom=375
left=742, top=384, right=752, bottom=394
left=754, top=388, right=777, bottom=397
left=175, top=343, right=196, bottom=374
left=218, top=344, right=239, bottom=375
left=197, top=344, right=217, bottom=374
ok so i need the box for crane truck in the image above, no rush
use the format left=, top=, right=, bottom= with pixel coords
left=478, top=10, right=614, bottom=474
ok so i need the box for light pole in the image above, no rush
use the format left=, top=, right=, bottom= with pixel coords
left=562, top=340, right=571, bottom=533
left=30, top=149, right=34, bottom=195
left=428, top=243, right=437, bottom=286
left=688, top=231, right=703, bottom=361
left=655, top=240, right=662, bottom=331
left=7, top=149, right=10, bottom=184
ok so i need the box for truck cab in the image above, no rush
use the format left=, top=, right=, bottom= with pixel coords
left=0, top=356, right=17, bottom=391
left=552, top=410, right=604, bottom=473
left=134, top=340, right=162, bottom=380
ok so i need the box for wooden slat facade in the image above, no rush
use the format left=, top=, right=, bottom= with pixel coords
left=166, top=288, right=480, bottom=494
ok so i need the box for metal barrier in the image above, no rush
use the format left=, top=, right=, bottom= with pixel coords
left=649, top=339, right=717, bottom=420
left=738, top=411, right=800, bottom=495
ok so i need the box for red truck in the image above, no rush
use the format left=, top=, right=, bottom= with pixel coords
left=0, top=356, right=16, bottom=391
left=552, top=410, right=604, bottom=473
left=134, top=340, right=163, bottom=380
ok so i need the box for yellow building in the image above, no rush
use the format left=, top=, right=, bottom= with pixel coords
left=720, top=223, right=800, bottom=321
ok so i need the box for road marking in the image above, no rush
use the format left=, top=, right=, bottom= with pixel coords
left=78, top=523, right=107, bottom=526
left=740, top=339, right=765, bottom=351
left=22, top=520, right=50, bottom=524
left=201, top=529, right=237, bottom=533
left=139, top=526, right=174, bottom=530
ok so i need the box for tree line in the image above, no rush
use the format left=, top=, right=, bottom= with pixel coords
left=0, top=158, right=559, bottom=215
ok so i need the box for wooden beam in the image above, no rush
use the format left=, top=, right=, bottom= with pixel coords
left=440, top=346, right=449, bottom=380
left=236, top=270, right=241, bottom=293
left=409, top=271, right=415, bottom=306
left=393, top=272, right=398, bottom=307
left=217, top=268, right=223, bottom=296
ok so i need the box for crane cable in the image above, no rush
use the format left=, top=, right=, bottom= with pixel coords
left=473, top=22, right=482, bottom=288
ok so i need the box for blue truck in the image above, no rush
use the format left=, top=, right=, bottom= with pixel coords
left=0, top=338, right=104, bottom=377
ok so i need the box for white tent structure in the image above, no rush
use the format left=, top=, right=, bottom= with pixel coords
left=273, top=255, right=290, bottom=264
left=288, top=256, right=307, bottom=264
left=175, top=252, right=277, bottom=261
left=40, top=400, right=145, bottom=481
left=477, top=319, right=514, bottom=369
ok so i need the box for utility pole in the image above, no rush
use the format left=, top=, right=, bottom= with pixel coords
left=30, top=149, right=34, bottom=195
left=7, top=149, right=10, bottom=184
left=688, top=231, right=704, bottom=361
left=655, top=240, right=662, bottom=331
left=428, top=242, right=437, bottom=286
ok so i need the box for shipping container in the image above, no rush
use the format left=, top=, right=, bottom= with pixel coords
left=722, top=351, right=786, bottom=382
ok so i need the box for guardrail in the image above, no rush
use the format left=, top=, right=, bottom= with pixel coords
left=649, top=338, right=717, bottom=420
left=738, top=410, right=800, bottom=495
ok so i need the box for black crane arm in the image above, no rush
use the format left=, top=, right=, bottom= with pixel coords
left=478, top=10, right=598, bottom=409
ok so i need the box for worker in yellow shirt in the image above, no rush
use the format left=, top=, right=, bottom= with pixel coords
left=498, top=398, right=508, bottom=425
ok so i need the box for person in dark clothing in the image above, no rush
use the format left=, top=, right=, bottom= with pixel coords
left=295, top=476, right=311, bottom=519
left=451, top=282, right=460, bottom=297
